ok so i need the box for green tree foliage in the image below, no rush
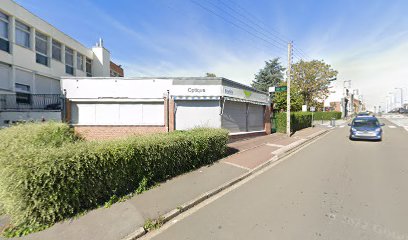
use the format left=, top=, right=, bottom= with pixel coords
left=205, top=73, right=217, bottom=77
left=251, top=58, right=285, bottom=92
left=291, top=60, right=338, bottom=107
left=272, top=83, right=303, bottom=112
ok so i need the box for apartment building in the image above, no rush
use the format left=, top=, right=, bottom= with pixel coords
left=110, top=61, right=124, bottom=77
left=0, top=0, right=122, bottom=125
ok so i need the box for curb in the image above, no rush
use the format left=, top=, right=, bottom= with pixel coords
left=122, top=128, right=331, bottom=240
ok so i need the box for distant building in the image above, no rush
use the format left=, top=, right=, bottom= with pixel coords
left=330, top=101, right=341, bottom=112
left=0, top=0, right=120, bottom=125
left=110, top=61, right=124, bottom=77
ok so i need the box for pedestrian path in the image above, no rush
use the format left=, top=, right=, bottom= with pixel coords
left=0, top=126, right=330, bottom=240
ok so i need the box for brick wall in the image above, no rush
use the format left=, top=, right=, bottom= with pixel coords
left=74, top=125, right=167, bottom=140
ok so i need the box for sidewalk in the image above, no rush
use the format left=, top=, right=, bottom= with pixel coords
left=313, top=118, right=348, bottom=127
left=1, top=126, right=331, bottom=240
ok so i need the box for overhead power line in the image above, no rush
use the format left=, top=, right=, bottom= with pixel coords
left=219, top=0, right=311, bottom=60
left=190, top=0, right=289, bottom=57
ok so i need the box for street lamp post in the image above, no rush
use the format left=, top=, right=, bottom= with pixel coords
left=389, top=92, right=395, bottom=111
left=395, top=88, right=404, bottom=109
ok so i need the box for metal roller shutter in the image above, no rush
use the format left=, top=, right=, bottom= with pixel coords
left=35, top=75, right=61, bottom=94
left=247, top=104, right=264, bottom=131
left=15, top=69, right=32, bottom=87
left=175, top=100, right=221, bottom=130
left=221, top=101, right=247, bottom=133
left=0, top=63, right=11, bottom=90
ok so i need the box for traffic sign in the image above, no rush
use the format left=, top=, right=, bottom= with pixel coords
left=275, top=86, right=287, bottom=92
left=268, top=86, right=287, bottom=93
left=310, top=106, right=316, bottom=112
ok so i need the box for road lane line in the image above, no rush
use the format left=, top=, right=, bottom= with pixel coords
left=388, top=126, right=397, bottom=129
left=339, top=125, right=345, bottom=128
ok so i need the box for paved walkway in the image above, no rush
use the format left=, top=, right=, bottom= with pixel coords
left=1, top=126, right=333, bottom=240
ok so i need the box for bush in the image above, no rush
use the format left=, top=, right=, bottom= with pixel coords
left=0, top=124, right=228, bottom=235
left=0, top=122, right=79, bottom=152
left=312, top=111, right=341, bottom=121
left=274, top=112, right=312, bottom=133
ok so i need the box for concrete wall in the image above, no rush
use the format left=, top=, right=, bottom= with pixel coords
left=0, top=111, right=61, bottom=126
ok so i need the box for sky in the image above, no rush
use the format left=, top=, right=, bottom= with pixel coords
left=14, top=0, right=408, bottom=110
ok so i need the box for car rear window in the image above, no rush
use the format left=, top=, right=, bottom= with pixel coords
left=353, top=118, right=379, bottom=127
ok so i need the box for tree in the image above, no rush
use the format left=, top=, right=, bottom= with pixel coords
left=291, top=60, right=338, bottom=107
left=205, top=73, right=217, bottom=77
left=251, top=58, right=285, bottom=92
left=273, top=83, right=303, bottom=112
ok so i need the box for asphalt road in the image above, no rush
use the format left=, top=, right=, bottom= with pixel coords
left=149, top=118, right=408, bottom=240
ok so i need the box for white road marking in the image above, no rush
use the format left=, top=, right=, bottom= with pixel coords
left=404, top=127, right=408, bottom=132
left=389, top=126, right=397, bottom=129
left=221, top=161, right=250, bottom=171
left=339, top=125, right=345, bottom=128
left=266, top=143, right=285, bottom=148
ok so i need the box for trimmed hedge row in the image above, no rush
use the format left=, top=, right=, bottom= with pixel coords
left=274, top=112, right=312, bottom=133
left=312, top=111, right=341, bottom=121
left=0, top=123, right=229, bottom=232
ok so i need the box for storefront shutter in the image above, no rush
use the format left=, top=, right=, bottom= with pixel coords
left=221, top=100, right=247, bottom=133
left=175, top=100, right=221, bottom=130
left=247, top=104, right=264, bottom=131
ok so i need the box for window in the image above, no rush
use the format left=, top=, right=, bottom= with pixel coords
left=52, top=40, right=62, bottom=61
left=0, top=11, right=9, bottom=53
left=86, top=58, right=92, bottom=77
left=15, top=83, right=31, bottom=104
left=77, top=53, right=84, bottom=70
left=15, top=20, right=30, bottom=48
left=65, top=47, right=74, bottom=75
left=35, top=32, right=48, bottom=66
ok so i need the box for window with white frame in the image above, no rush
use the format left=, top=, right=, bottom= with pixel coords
left=15, top=20, right=30, bottom=48
left=52, top=39, right=62, bottom=61
left=65, top=47, right=74, bottom=75
left=0, top=11, right=9, bottom=53
left=35, top=32, right=48, bottom=66
left=77, top=52, right=84, bottom=71
left=86, top=58, right=92, bottom=77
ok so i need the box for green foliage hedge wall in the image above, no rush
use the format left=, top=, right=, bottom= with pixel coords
left=0, top=123, right=228, bottom=232
left=274, top=112, right=313, bottom=133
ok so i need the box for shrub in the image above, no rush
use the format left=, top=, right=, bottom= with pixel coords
left=274, top=112, right=312, bottom=133
left=0, top=125, right=228, bottom=234
left=0, top=122, right=79, bottom=153
left=312, top=111, right=341, bottom=121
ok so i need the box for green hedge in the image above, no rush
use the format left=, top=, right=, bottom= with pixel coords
left=0, top=123, right=228, bottom=234
left=312, top=111, right=341, bottom=121
left=274, top=112, right=312, bottom=133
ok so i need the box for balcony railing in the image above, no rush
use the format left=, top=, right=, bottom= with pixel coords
left=0, top=94, right=63, bottom=111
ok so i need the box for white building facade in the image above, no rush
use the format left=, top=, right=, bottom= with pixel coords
left=62, top=77, right=271, bottom=140
left=0, top=0, right=113, bottom=125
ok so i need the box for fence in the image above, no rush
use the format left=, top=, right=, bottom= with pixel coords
left=0, top=94, right=63, bottom=111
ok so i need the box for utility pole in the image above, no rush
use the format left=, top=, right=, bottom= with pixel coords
left=395, top=88, right=404, bottom=109
left=342, top=80, right=351, bottom=118
left=286, top=42, right=293, bottom=137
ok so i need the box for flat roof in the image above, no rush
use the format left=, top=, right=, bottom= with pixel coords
left=61, top=77, right=269, bottom=95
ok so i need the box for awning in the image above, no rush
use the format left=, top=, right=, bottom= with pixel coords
left=172, top=96, right=221, bottom=100
left=224, top=96, right=269, bottom=106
